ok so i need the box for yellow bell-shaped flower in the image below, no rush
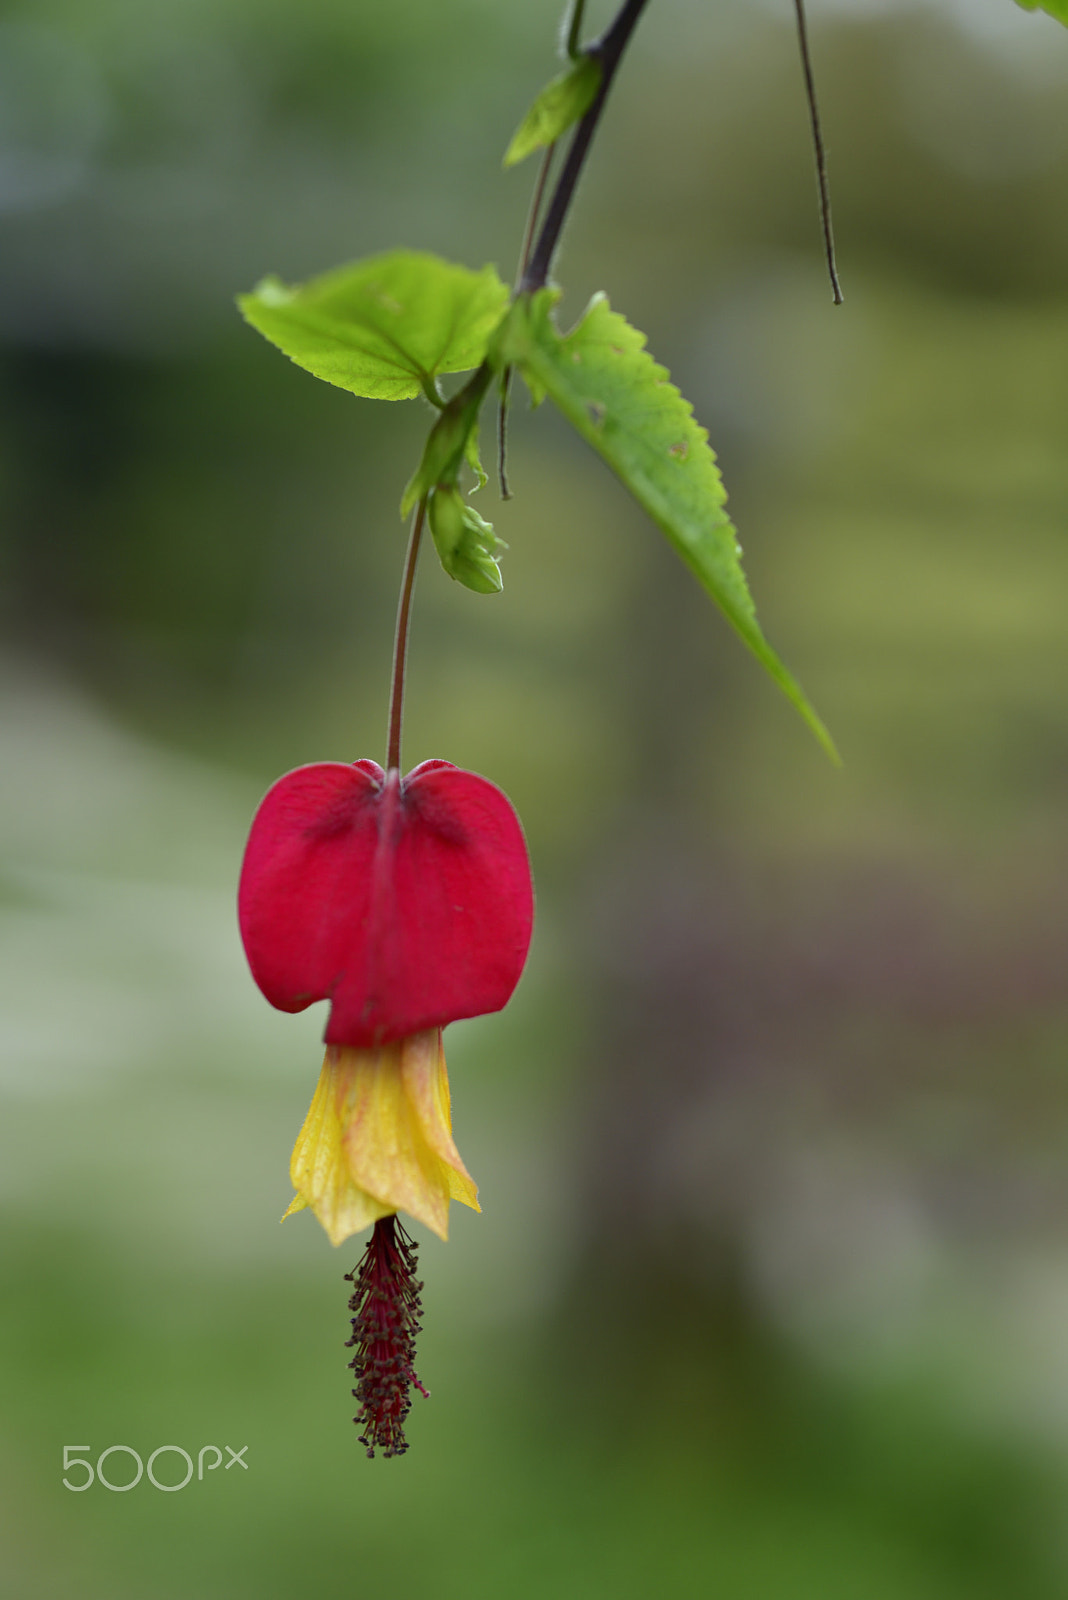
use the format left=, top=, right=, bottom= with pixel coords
left=283, top=1028, right=480, bottom=1246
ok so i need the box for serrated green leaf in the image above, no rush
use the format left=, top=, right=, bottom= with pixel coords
left=1015, top=0, right=1068, bottom=22
left=503, top=54, right=602, bottom=167
left=237, top=251, right=510, bottom=402
left=496, top=291, right=837, bottom=761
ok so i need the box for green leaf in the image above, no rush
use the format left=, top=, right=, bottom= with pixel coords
left=237, top=251, right=510, bottom=402
left=494, top=291, right=838, bottom=761
left=1015, top=0, right=1068, bottom=21
left=503, top=54, right=602, bottom=167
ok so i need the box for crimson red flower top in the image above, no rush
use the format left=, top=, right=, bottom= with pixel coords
left=238, top=758, right=533, bottom=1048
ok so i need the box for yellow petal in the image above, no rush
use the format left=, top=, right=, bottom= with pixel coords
left=286, top=1052, right=394, bottom=1246
left=284, top=1029, right=480, bottom=1247
left=400, top=1029, right=480, bottom=1214
left=342, top=1030, right=480, bottom=1240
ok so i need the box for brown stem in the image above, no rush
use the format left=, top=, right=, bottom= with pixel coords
left=386, top=497, right=428, bottom=773
left=793, top=0, right=843, bottom=305
left=496, top=368, right=514, bottom=501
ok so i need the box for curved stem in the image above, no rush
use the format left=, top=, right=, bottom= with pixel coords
left=516, top=142, right=557, bottom=291
left=386, top=496, right=428, bottom=773
left=793, top=0, right=843, bottom=305
left=565, top=0, right=588, bottom=60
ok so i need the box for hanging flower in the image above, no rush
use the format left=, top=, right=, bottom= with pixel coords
left=239, top=756, right=534, bottom=1245
left=239, top=755, right=533, bottom=1455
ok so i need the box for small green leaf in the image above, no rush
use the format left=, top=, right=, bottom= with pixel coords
left=429, top=485, right=505, bottom=594
left=237, top=251, right=510, bottom=402
left=1015, top=0, right=1068, bottom=21
left=464, top=424, right=488, bottom=492
left=495, top=291, right=837, bottom=761
left=503, top=54, right=602, bottom=167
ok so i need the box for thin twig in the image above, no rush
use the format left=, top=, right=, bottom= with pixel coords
left=386, top=497, right=427, bottom=772
left=499, top=142, right=557, bottom=499
left=497, top=369, right=514, bottom=500
left=516, top=143, right=557, bottom=291
left=793, top=0, right=843, bottom=305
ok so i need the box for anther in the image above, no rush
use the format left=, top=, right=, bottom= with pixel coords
left=345, top=1215, right=428, bottom=1458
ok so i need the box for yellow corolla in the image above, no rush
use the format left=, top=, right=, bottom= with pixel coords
left=283, top=1028, right=480, bottom=1246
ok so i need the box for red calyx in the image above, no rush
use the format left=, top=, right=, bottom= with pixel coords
left=238, top=759, right=534, bottom=1047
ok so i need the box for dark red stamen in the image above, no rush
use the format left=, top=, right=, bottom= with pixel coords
left=345, top=1215, right=429, bottom=1458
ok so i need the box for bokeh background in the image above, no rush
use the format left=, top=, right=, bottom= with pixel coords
left=3, top=0, right=1068, bottom=1593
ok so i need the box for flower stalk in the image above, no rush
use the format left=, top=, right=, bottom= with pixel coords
left=386, top=496, right=428, bottom=773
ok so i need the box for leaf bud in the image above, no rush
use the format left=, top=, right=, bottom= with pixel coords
left=428, top=485, right=505, bottom=595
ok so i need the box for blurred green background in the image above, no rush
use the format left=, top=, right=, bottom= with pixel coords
left=3, top=0, right=1068, bottom=1594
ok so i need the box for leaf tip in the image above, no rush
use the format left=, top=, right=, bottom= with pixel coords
left=807, top=711, right=842, bottom=768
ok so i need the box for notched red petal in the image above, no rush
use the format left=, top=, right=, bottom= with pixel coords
left=238, top=762, right=383, bottom=1020
left=238, top=758, right=534, bottom=1047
